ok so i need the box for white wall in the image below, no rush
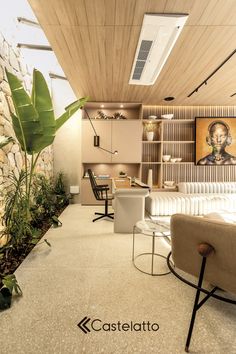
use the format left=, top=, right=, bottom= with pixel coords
left=51, top=79, right=82, bottom=203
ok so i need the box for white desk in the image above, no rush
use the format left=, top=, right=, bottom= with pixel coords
left=112, top=178, right=149, bottom=233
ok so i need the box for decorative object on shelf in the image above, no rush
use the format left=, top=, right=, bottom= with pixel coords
left=84, top=108, right=118, bottom=155
left=176, top=157, right=182, bottom=162
left=161, top=113, right=174, bottom=120
left=119, top=171, right=127, bottom=178
left=195, top=117, right=236, bottom=165
left=162, top=155, right=171, bottom=162
left=147, top=169, right=153, bottom=189
left=146, top=131, right=154, bottom=141
left=113, top=112, right=127, bottom=120
left=148, top=115, right=157, bottom=119
left=145, top=122, right=155, bottom=141
left=164, top=180, right=176, bottom=190
left=164, top=181, right=175, bottom=187
left=95, top=110, right=127, bottom=120
left=130, top=177, right=136, bottom=186
left=170, top=158, right=177, bottom=163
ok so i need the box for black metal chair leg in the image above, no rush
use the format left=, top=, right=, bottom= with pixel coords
left=93, top=214, right=106, bottom=222
left=185, top=257, right=207, bottom=352
left=93, top=212, right=114, bottom=222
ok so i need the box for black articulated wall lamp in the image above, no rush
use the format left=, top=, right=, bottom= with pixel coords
left=83, top=108, right=118, bottom=155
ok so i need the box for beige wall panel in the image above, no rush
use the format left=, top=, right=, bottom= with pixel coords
left=82, top=121, right=112, bottom=163
left=111, top=121, right=142, bottom=163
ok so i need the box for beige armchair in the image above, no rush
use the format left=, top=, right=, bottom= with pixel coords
left=167, top=214, right=236, bottom=352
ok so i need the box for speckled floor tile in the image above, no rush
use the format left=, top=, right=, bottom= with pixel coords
left=0, top=205, right=235, bottom=354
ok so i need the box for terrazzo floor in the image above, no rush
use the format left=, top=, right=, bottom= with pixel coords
left=0, top=205, right=236, bottom=354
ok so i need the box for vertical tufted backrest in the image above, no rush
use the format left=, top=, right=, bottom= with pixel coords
left=178, top=182, right=236, bottom=194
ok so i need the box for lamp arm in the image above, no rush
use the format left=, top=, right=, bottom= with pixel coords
left=84, top=108, right=98, bottom=137
left=99, top=146, right=118, bottom=155
left=83, top=107, right=118, bottom=154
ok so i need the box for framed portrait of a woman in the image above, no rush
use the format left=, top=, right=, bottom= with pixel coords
left=195, top=117, right=236, bottom=165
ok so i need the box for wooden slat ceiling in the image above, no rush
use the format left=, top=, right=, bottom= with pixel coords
left=28, top=0, right=236, bottom=105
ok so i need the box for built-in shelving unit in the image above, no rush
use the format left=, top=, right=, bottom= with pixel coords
left=141, top=105, right=236, bottom=187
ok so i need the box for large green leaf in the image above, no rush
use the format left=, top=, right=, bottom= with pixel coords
left=31, top=69, right=56, bottom=150
left=6, top=69, right=42, bottom=154
left=6, top=68, right=88, bottom=155
left=56, top=98, right=88, bottom=131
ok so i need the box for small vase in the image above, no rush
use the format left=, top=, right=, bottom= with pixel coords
left=146, top=131, right=154, bottom=141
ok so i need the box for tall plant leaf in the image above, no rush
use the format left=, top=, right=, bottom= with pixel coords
left=56, top=98, right=88, bottom=131
left=6, top=68, right=88, bottom=154
left=31, top=69, right=56, bottom=150
left=5, top=70, right=42, bottom=154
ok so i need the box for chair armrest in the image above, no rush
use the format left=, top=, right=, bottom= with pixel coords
left=96, top=185, right=109, bottom=191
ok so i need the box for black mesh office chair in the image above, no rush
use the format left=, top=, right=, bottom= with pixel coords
left=87, top=169, right=114, bottom=222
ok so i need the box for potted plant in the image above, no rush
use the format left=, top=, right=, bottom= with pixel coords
left=145, top=122, right=155, bottom=141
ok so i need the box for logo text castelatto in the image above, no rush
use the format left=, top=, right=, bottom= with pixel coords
left=78, top=317, right=159, bottom=333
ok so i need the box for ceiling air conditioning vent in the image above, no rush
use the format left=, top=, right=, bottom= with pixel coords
left=129, top=13, right=189, bottom=86
left=132, top=40, right=153, bottom=80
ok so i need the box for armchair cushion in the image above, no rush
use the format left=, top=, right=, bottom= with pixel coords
left=171, top=214, right=236, bottom=295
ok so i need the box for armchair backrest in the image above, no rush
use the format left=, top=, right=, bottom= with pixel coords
left=170, top=214, right=236, bottom=295
left=87, top=169, right=108, bottom=201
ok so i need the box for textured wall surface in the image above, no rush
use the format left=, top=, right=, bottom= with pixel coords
left=0, top=31, right=53, bottom=216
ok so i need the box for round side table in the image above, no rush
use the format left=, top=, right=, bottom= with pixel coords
left=132, top=220, right=171, bottom=276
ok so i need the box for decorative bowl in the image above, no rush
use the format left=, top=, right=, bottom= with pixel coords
left=162, top=155, right=171, bottom=162
left=175, top=158, right=182, bottom=162
left=148, top=115, right=157, bottom=119
left=170, top=158, right=177, bottom=163
left=164, top=180, right=175, bottom=186
left=161, top=113, right=174, bottom=120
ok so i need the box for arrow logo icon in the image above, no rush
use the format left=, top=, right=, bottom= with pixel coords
left=78, top=317, right=91, bottom=334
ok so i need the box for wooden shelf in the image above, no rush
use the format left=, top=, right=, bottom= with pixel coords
left=163, top=141, right=195, bottom=143
left=143, top=119, right=194, bottom=123
left=142, top=162, right=162, bottom=164
left=163, top=162, right=194, bottom=165
left=142, top=119, right=162, bottom=123
left=162, top=119, right=195, bottom=123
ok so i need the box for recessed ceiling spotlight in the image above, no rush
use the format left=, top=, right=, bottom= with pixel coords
left=164, top=96, right=175, bottom=101
left=100, top=104, right=104, bottom=108
left=120, top=104, right=124, bottom=108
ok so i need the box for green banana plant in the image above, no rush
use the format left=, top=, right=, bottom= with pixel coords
left=6, top=69, right=87, bottom=154
left=5, top=68, right=88, bottom=209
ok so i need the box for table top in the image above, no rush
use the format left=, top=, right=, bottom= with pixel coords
left=113, top=177, right=149, bottom=189
left=135, top=220, right=170, bottom=236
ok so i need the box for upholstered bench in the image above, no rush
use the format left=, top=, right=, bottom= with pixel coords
left=145, top=182, right=236, bottom=216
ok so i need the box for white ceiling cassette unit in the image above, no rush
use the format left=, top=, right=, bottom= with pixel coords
left=129, top=13, right=189, bottom=86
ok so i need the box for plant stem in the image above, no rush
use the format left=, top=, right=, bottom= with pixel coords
left=24, top=150, right=28, bottom=196
left=27, top=152, right=41, bottom=205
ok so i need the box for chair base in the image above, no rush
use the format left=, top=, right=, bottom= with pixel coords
left=93, top=212, right=114, bottom=222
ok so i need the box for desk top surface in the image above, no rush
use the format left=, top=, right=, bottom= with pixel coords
left=113, top=178, right=149, bottom=189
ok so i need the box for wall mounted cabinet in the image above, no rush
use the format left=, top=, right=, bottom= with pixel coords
left=81, top=102, right=142, bottom=204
